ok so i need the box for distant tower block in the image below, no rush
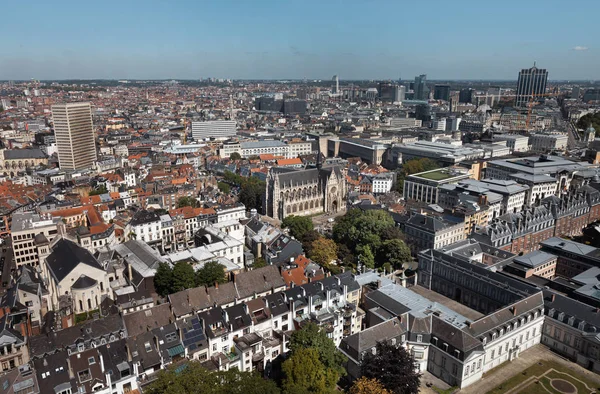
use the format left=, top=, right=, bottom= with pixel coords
left=585, top=125, right=596, bottom=142
left=332, top=75, right=339, bottom=94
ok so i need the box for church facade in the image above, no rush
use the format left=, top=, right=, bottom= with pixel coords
left=264, top=162, right=347, bottom=220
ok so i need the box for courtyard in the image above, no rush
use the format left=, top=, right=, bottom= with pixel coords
left=460, top=345, right=600, bottom=394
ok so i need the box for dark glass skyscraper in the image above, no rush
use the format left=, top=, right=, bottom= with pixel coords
left=414, top=74, right=428, bottom=100
left=433, top=84, right=450, bottom=101
left=516, top=65, right=548, bottom=107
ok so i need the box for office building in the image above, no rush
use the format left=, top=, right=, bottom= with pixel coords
left=403, top=167, right=472, bottom=204
left=52, top=102, right=97, bottom=170
left=459, top=88, right=474, bottom=103
left=583, top=89, right=600, bottom=103
left=433, top=84, right=450, bottom=101
left=414, top=74, right=428, bottom=100
left=282, top=99, right=307, bottom=115
left=516, top=65, right=548, bottom=107
left=11, top=212, right=61, bottom=268
left=378, top=82, right=398, bottom=102
left=191, top=120, right=237, bottom=141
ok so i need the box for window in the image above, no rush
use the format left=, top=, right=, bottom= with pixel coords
left=417, top=335, right=423, bottom=342
left=441, top=357, right=446, bottom=368
left=88, top=357, right=95, bottom=364
left=144, top=342, right=152, bottom=352
left=452, top=364, right=458, bottom=375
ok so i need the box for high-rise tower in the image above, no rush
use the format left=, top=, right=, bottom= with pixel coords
left=516, top=64, right=548, bottom=107
left=414, top=74, right=428, bottom=100
left=52, top=102, right=97, bottom=170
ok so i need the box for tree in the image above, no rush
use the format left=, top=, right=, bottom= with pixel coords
left=309, top=238, right=338, bottom=266
left=282, top=215, right=314, bottom=240
left=380, top=226, right=405, bottom=242
left=89, top=184, right=108, bottom=196
left=333, top=210, right=395, bottom=256
left=196, top=261, right=226, bottom=287
left=361, top=342, right=421, bottom=394
left=229, top=152, right=242, bottom=160
left=301, top=229, right=322, bottom=256
left=253, top=257, right=267, bottom=269
left=218, top=182, right=231, bottom=194
left=177, top=196, right=200, bottom=208
left=350, top=377, right=391, bottom=394
left=395, top=158, right=440, bottom=194
left=172, top=261, right=196, bottom=292
left=577, top=112, right=600, bottom=132
left=282, top=348, right=338, bottom=394
left=380, top=239, right=412, bottom=270
left=358, top=245, right=375, bottom=270
left=154, top=262, right=173, bottom=297
left=289, top=322, right=346, bottom=376
left=146, top=361, right=280, bottom=394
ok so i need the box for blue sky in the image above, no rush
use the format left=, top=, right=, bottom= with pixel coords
left=1, top=0, right=598, bottom=80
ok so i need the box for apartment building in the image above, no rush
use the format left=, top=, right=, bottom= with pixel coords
left=11, top=212, right=61, bottom=268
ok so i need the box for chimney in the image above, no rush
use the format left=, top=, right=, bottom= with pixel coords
left=512, top=307, right=517, bottom=316
left=551, top=294, right=556, bottom=302
left=215, top=281, right=219, bottom=289
left=377, top=279, right=382, bottom=289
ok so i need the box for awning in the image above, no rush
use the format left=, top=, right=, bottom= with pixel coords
left=167, top=344, right=185, bottom=357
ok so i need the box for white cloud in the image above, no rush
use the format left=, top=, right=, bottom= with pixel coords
left=573, top=46, right=589, bottom=51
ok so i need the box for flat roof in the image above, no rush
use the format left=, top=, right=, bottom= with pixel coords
left=409, top=167, right=470, bottom=182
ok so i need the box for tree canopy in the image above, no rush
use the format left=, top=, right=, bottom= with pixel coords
left=308, top=237, right=338, bottom=267
left=332, top=209, right=411, bottom=271
left=349, top=377, right=391, bottom=394
left=145, top=361, right=280, bottom=394
left=360, top=342, right=421, bottom=394
left=282, top=215, right=314, bottom=240
left=224, top=170, right=266, bottom=211
left=282, top=348, right=338, bottom=394
left=177, top=196, right=200, bottom=208
left=217, top=181, right=231, bottom=194
left=153, top=260, right=226, bottom=295
left=154, top=261, right=173, bottom=297
left=89, top=184, right=108, bottom=196
left=577, top=112, right=600, bottom=132
left=229, top=152, right=242, bottom=160
left=289, top=322, right=347, bottom=377
left=172, top=261, right=196, bottom=292
left=196, top=261, right=227, bottom=287
left=394, top=158, right=440, bottom=194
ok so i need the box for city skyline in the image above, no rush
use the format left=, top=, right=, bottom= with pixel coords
left=1, top=0, right=597, bottom=81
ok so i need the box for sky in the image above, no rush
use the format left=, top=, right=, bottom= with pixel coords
left=1, top=0, right=598, bottom=81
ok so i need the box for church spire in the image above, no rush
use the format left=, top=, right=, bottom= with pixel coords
left=316, top=152, right=323, bottom=170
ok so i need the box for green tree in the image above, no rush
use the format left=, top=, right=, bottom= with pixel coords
left=309, top=238, right=338, bottom=266
left=229, top=152, right=242, bottom=160
left=289, top=322, right=347, bottom=377
left=218, top=182, right=231, bottom=194
left=333, top=210, right=395, bottom=257
left=577, top=112, right=600, bottom=132
left=358, top=245, right=375, bottom=270
left=253, top=257, right=267, bottom=269
left=395, top=158, right=440, bottom=194
left=196, top=261, right=226, bottom=287
left=282, top=348, right=338, bottom=394
left=154, top=262, right=173, bottom=296
left=361, top=342, right=421, bottom=394
left=89, top=185, right=108, bottom=196
left=146, top=361, right=280, bottom=394
left=177, top=196, right=200, bottom=208
left=282, top=215, right=314, bottom=240
left=380, top=239, right=412, bottom=270
left=301, top=229, right=322, bottom=256
left=172, top=261, right=196, bottom=292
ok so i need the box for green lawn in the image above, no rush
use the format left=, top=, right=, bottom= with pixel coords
left=416, top=170, right=454, bottom=181
left=485, top=360, right=600, bottom=394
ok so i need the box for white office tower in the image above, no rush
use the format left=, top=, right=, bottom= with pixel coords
left=191, top=120, right=237, bottom=141
left=52, top=102, right=97, bottom=170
